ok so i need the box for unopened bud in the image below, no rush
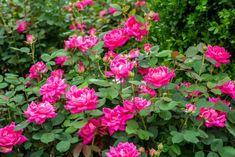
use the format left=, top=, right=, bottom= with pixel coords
left=157, top=143, right=163, bottom=150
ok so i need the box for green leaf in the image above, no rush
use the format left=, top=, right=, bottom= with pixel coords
left=228, top=111, right=235, bottom=123
left=218, top=146, right=235, bottom=157
left=113, top=11, right=122, bottom=16
left=171, top=131, right=184, bottom=143
left=210, top=139, right=223, bottom=151
left=91, top=41, right=104, bottom=52
left=207, top=152, right=219, bottom=157
left=51, top=49, right=68, bottom=58
left=41, top=53, right=52, bottom=62
left=170, top=144, right=181, bottom=155
left=185, top=46, right=198, bottom=57
left=89, top=79, right=111, bottom=87
left=51, top=114, right=65, bottom=126
left=159, top=110, right=172, bottom=120
left=56, top=141, right=71, bottom=153
left=129, top=80, right=143, bottom=85
left=0, top=75, right=3, bottom=82
left=195, top=151, right=205, bottom=157
left=89, top=109, right=103, bottom=116
left=127, top=120, right=139, bottom=130
left=110, top=4, right=121, bottom=10
left=14, top=121, right=29, bottom=131
left=156, top=50, right=172, bottom=57
left=137, top=129, right=153, bottom=140
left=183, top=130, right=199, bottom=143
left=30, top=150, right=44, bottom=157
left=0, top=83, right=8, bottom=89
left=226, top=121, right=235, bottom=137
left=159, top=101, right=177, bottom=111
left=20, top=47, right=30, bottom=53
left=40, top=133, right=55, bottom=143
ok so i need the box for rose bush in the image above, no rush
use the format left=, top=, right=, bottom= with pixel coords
left=0, top=0, right=235, bottom=157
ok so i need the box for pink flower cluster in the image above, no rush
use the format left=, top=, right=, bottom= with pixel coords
left=65, top=86, right=99, bottom=114
left=0, top=122, right=27, bottom=153
left=74, top=0, right=93, bottom=11
left=176, top=82, right=201, bottom=98
left=137, top=85, right=156, bottom=98
left=205, top=45, right=231, bottom=67
left=123, top=97, right=151, bottom=114
left=103, top=16, right=147, bottom=50
left=16, top=20, right=27, bottom=33
left=78, top=118, right=107, bottom=144
left=144, top=66, right=175, bottom=88
left=106, top=142, right=140, bottom=157
left=125, top=16, right=148, bottom=41
left=27, top=61, right=48, bottom=80
left=64, top=36, right=99, bottom=53
left=24, top=101, right=57, bottom=124
left=199, top=107, right=227, bottom=128
left=216, top=81, right=235, bottom=99
left=55, top=56, right=70, bottom=67
left=105, top=55, right=135, bottom=80
left=40, top=72, right=67, bottom=103
left=102, top=105, right=134, bottom=135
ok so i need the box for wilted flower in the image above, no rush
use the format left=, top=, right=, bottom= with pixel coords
left=0, top=122, right=27, bottom=153
left=205, top=45, right=231, bottom=67
left=102, top=105, right=134, bottom=135
left=55, top=56, right=70, bottom=67
left=24, top=101, right=57, bottom=124
left=78, top=118, right=106, bottom=144
left=185, top=104, right=196, bottom=113
left=106, top=142, right=140, bottom=157
left=137, top=85, right=156, bottom=98
left=144, top=43, right=152, bottom=53
left=124, top=16, right=147, bottom=41
left=103, top=28, right=130, bottom=50
left=65, top=86, right=99, bottom=114
left=144, top=66, right=175, bottom=88
left=103, top=51, right=118, bottom=63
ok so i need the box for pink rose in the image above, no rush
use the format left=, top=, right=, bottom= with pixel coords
left=144, top=66, right=175, bottom=88
left=84, top=0, right=94, bottom=5
left=209, top=97, right=230, bottom=107
left=106, top=142, right=140, bottom=157
left=16, top=20, right=27, bottom=33
left=152, top=12, right=160, bottom=22
left=199, top=107, right=227, bottom=128
left=0, top=122, right=27, bottom=153
left=105, top=55, right=135, bottom=79
left=24, top=101, right=57, bottom=124
left=65, top=86, right=99, bottom=114
left=102, top=105, right=134, bottom=135
left=40, top=76, right=68, bottom=103
left=216, top=81, right=235, bottom=99
left=185, top=104, right=196, bottom=113
left=103, top=28, right=130, bottom=50
left=78, top=118, right=106, bottom=144
left=27, top=61, right=48, bottom=80
left=205, top=45, right=231, bottom=67
left=137, top=85, right=156, bottom=98
left=55, top=56, right=70, bottom=67
left=123, top=97, right=151, bottom=113
left=124, top=16, right=147, bottom=41
left=144, top=43, right=152, bottom=53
